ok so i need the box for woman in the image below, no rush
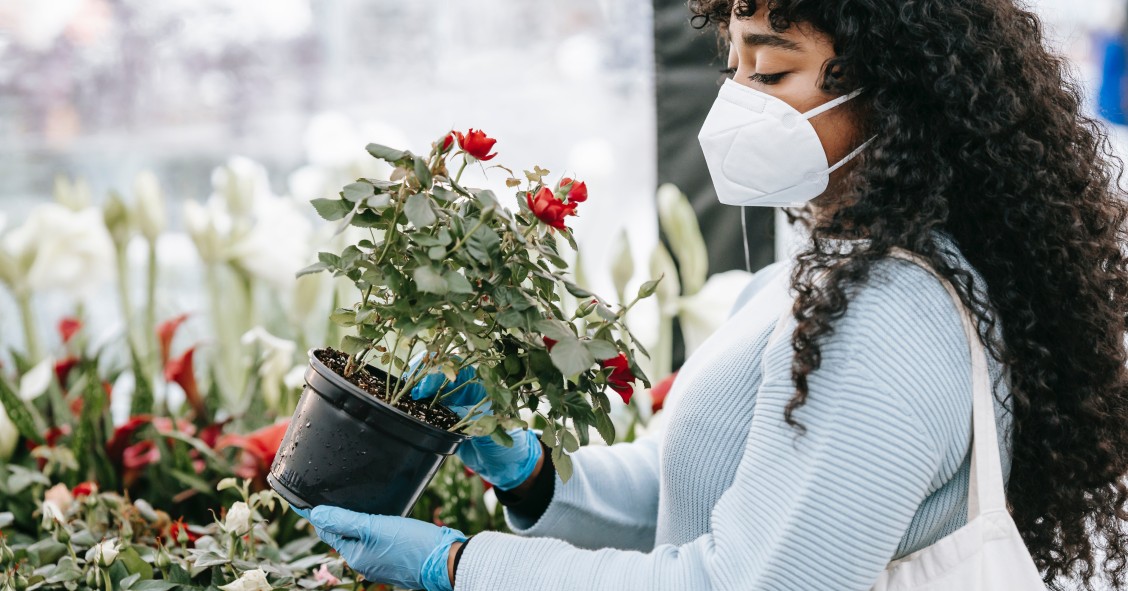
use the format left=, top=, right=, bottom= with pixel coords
left=299, top=1, right=1128, bottom=589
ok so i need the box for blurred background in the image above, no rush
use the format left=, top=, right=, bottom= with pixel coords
left=1, top=0, right=1127, bottom=379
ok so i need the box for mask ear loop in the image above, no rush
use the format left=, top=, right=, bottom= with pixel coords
left=741, top=206, right=752, bottom=273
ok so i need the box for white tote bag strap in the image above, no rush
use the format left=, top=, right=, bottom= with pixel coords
left=767, top=249, right=1006, bottom=519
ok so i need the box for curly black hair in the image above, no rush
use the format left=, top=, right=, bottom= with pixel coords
left=688, top=0, right=1128, bottom=588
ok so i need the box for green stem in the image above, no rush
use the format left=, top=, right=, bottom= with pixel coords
left=16, top=291, right=42, bottom=362
left=455, top=158, right=468, bottom=185
left=448, top=217, right=488, bottom=256
left=116, top=245, right=136, bottom=353
left=145, top=239, right=159, bottom=370
left=448, top=396, right=493, bottom=431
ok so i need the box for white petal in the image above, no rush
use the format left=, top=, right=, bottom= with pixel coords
left=19, top=357, right=54, bottom=401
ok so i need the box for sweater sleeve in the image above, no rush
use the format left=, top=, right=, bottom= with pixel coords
left=456, top=262, right=970, bottom=590
left=502, top=435, right=661, bottom=552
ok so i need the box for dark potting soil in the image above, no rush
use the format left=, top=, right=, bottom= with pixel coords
left=315, top=348, right=461, bottom=431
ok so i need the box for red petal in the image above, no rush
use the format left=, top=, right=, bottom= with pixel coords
left=58, top=318, right=82, bottom=344
left=649, top=371, right=678, bottom=413
left=156, top=314, right=190, bottom=367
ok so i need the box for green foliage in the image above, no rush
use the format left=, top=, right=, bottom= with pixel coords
left=305, top=133, right=657, bottom=472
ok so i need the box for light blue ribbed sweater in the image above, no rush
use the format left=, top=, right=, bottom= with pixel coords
left=456, top=233, right=1014, bottom=590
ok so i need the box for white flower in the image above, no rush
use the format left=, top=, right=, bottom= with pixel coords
left=44, top=483, right=74, bottom=514
left=18, top=357, right=53, bottom=401
left=183, top=198, right=230, bottom=264
left=41, top=500, right=66, bottom=528
left=609, top=228, right=634, bottom=304
left=218, top=568, right=271, bottom=591
left=224, top=501, right=252, bottom=535
left=133, top=170, right=167, bottom=242
left=0, top=402, right=18, bottom=462
left=212, top=156, right=272, bottom=220
left=676, top=270, right=755, bottom=356
left=228, top=196, right=313, bottom=289
left=656, top=183, right=708, bottom=295
left=2, top=204, right=115, bottom=295
left=87, top=539, right=120, bottom=567
left=54, top=176, right=91, bottom=211
left=241, top=327, right=297, bottom=410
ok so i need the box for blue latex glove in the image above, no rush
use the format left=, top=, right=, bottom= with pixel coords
left=306, top=505, right=465, bottom=591
left=408, top=358, right=542, bottom=490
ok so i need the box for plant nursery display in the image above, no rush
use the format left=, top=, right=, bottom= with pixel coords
left=268, top=129, right=658, bottom=517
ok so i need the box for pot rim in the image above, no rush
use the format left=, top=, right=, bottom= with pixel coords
left=306, top=348, right=469, bottom=444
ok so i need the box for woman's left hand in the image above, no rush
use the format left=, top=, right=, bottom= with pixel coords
left=299, top=505, right=466, bottom=591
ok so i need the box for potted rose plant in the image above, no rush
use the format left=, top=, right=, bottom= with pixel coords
left=267, top=129, right=656, bottom=517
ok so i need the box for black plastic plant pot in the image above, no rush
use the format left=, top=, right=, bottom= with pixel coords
left=267, top=350, right=467, bottom=517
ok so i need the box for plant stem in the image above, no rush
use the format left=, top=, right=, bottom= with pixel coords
left=455, top=158, right=468, bottom=185
left=116, top=244, right=136, bottom=354
left=145, top=238, right=159, bottom=371
left=16, top=291, right=42, bottom=362
left=448, top=397, right=493, bottom=431
left=447, top=217, right=488, bottom=256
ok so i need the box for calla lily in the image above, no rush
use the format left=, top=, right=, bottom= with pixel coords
left=164, top=347, right=205, bottom=418
left=156, top=313, right=190, bottom=367
left=58, top=317, right=81, bottom=344
left=19, top=357, right=54, bottom=401
left=0, top=400, right=17, bottom=461
left=133, top=171, right=167, bottom=242
left=656, top=183, right=707, bottom=295
left=676, top=270, right=756, bottom=356
left=609, top=228, right=634, bottom=304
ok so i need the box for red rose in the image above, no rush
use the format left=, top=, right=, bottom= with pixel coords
left=454, top=129, right=498, bottom=161
left=59, top=317, right=82, bottom=344
left=441, top=132, right=455, bottom=152
left=526, top=186, right=578, bottom=231
left=54, top=357, right=79, bottom=389
left=600, top=354, right=635, bottom=404
left=649, top=372, right=678, bottom=413
left=558, top=178, right=588, bottom=203
left=72, top=481, right=98, bottom=498
left=156, top=313, right=190, bottom=367
left=164, top=347, right=205, bottom=418
left=168, top=517, right=200, bottom=545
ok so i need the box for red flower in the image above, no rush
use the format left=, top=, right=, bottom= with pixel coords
left=164, top=347, right=205, bottom=418
left=649, top=372, right=678, bottom=413
left=526, top=186, right=578, bottom=231
left=453, top=129, right=498, bottom=161
left=157, top=313, right=190, bottom=367
left=441, top=132, right=455, bottom=153
left=54, top=357, right=79, bottom=389
left=217, top=420, right=291, bottom=484
left=44, top=425, right=71, bottom=447
left=106, top=415, right=153, bottom=468
left=558, top=178, right=588, bottom=203
left=168, top=517, right=200, bottom=545
left=123, top=440, right=160, bottom=470
left=72, top=481, right=98, bottom=498
left=600, top=354, right=635, bottom=404
left=543, top=337, right=557, bottom=351
left=58, top=318, right=82, bottom=344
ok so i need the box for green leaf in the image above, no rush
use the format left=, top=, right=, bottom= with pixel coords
left=310, top=198, right=353, bottom=221
left=129, top=345, right=154, bottom=416
left=318, top=252, right=342, bottom=268
left=366, top=143, right=407, bottom=162
left=414, top=156, right=433, bottom=187
left=339, top=335, right=369, bottom=355
left=595, top=411, right=617, bottom=444
left=585, top=339, right=620, bottom=361
left=534, top=319, right=575, bottom=341
left=562, top=429, right=580, bottom=453
left=404, top=193, right=437, bottom=228
left=474, top=189, right=499, bottom=209
left=564, top=281, right=594, bottom=299
left=342, top=181, right=374, bottom=203
left=428, top=246, right=446, bottom=260
left=444, top=271, right=474, bottom=294
left=0, top=375, right=43, bottom=444
left=413, top=266, right=449, bottom=294
left=433, top=186, right=458, bottom=202
left=131, top=581, right=180, bottom=591
left=554, top=446, right=574, bottom=482
left=119, top=546, right=153, bottom=579
left=296, top=261, right=329, bottom=278
left=330, top=308, right=358, bottom=327
left=548, top=336, right=595, bottom=378
left=465, top=225, right=501, bottom=265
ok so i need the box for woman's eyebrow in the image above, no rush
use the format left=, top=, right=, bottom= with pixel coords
left=738, top=31, right=803, bottom=52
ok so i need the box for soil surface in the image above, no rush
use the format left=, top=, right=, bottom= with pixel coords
left=315, top=348, right=461, bottom=431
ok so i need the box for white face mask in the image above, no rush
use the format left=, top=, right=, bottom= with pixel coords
left=698, top=78, right=869, bottom=207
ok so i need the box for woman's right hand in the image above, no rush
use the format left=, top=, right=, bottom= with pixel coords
left=407, top=360, right=543, bottom=491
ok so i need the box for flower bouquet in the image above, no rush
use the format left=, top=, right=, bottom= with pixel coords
left=268, top=129, right=656, bottom=516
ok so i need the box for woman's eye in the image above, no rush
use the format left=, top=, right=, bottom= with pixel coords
left=749, top=72, right=787, bottom=85
left=719, top=67, right=738, bottom=79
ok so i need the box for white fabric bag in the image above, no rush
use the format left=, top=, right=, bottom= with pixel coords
left=874, top=249, right=1046, bottom=589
